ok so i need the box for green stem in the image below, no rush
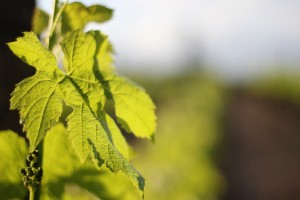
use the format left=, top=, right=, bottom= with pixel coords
left=34, top=142, right=44, bottom=200
left=29, top=187, right=35, bottom=200
left=46, top=0, right=69, bottom=49
left=49, top=0, right=68, bottom=38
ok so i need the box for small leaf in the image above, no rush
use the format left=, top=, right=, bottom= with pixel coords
left=62, top=2, right=113, bottom=34
left=103, top=74, right=157, bottom=139
left=7, top=32, right=58, bottom=72
left=10, top=72, right=64, bottom=151
left=0, top=130, right=27, bottom=199
left=8, top=32, right=64, bottom=151
left=32, top=8, right=49, bottom=34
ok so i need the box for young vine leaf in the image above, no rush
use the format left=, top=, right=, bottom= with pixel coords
left=32, top=8, right=50, bottom=35
left=8, top=30, right=156, bottom=197
left=62, top=2, right=113, bottom=34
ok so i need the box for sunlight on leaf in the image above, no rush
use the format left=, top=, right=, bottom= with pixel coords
left=7, top=30, right=155, bottom=197
left=10, top=72, right=64, bottom=151
left=8, top=32, right=63, bottom=151
left=102, top=74, right=157, bottom=139
left=8, top=32, right=58, bottom=72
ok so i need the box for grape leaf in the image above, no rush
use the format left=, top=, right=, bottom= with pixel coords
left=8, top=32, right=64, bottom=152
left=8, top=30, right=155, bottom=197
left=7, top=32, right=58, bottom=72
left=10, top=74, right=64, bottom=152
left=62, top=2, right=113, bottom=34
left=102, top=74, right=156, bottom=139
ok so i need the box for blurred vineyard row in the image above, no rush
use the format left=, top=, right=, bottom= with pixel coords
left=132, top=74, right=226, bottom=200
left=106, top=71, right=300, bottom=200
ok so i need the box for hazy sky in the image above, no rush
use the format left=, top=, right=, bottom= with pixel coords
left=38, top=0, right=300, bottom=79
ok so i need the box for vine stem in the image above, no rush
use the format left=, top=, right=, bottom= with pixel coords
left=34, top=1, right=69, bottom=199
left=29, top=187, right=35, bottom=200
left=34, top=142, right=43, bottom=200
left=45, top=0, right=69, bottom=49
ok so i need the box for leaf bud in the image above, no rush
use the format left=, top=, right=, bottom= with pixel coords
left=20, top=168, right=26, bottom=176
left=27, top=167, right=34, bottom=176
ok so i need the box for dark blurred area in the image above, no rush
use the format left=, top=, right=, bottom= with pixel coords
left=222, top=88, right=300, bottom=200
left=0, top=0, right=35, bottom=133
left=2, top=1, right=300, bottom=200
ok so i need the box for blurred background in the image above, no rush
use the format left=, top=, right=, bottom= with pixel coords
left=1, top=0, right=300, bottom=199
left=38, top=0, right=300, bottom=81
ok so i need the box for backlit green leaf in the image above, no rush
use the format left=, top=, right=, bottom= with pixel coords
left=62, top=2, right=113, bottom=34
left=103, top=74, right=157, bottom=139
left=8, top=32, right=58, bottom=72
left=8, top=33, right=64, bottom=151
left=8, top=30, right=153, bottom=197
left=60, top=30, right=142, bottom=194
left=11, top=73, right=64, bottom=152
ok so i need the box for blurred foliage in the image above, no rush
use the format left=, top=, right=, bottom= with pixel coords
left=32, top=8, right=49, bottom=35
left=111, top=73, right=227, bottom=200
left=0, top=130, right=27, bottom=199
left=250, top=72, right=300, bottom=104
